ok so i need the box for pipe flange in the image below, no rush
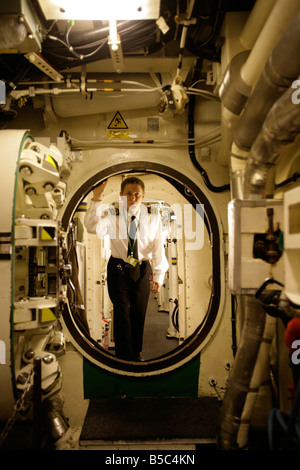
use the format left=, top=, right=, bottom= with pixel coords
left=219, top=51, right=252, bottom=115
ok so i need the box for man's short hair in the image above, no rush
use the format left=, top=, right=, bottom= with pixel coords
left=121, top=176, right=145, bottom=193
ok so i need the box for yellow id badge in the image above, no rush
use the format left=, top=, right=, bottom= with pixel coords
left=126, top=255, right=139, bottom=267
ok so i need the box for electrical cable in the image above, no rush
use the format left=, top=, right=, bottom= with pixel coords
left=48, top=32, right=107, bottom=60
left=43, top=19, right=158, bottom=67
left=171, top=299, right=179, bottom=331
left=275, top=172, right=300, bottom=190
left=231, top=294, right=237, bottom=358
left=186, top=87, right=220, bottom=101
left=195, top=0, right=224, bottom=50
left=188, top=91, right=230, bottom=192
left=68, top=128, right=221, bottom=150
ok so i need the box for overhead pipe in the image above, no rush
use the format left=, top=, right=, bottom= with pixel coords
left=229, top=8, right=300, bottom=198
left=240, top=0, right=300, bottom=92
left=234, top=9, right=300, bottom=152
left=239, top=0, right=276, bottom=50
left=219, top=0, right=300, bottom=116
left=217, top=0, right=297, bottom=166
left=218, top=0, right=270, bottom=167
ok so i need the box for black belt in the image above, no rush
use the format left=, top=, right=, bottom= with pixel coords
left=110, top=256, right=148, bottom=267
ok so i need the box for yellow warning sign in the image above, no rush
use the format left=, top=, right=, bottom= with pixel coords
left=107, top=111, right=129, bottom=139
left=108, top=111, right=128, bottom=129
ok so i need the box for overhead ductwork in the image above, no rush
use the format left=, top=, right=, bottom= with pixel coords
left=233, top=10, right=300, bottom=152
left=243, top=77, right=300, bottom=199
left=219, top=0, right=300, bottom=117
left=229, top=7, right=300, bottom=199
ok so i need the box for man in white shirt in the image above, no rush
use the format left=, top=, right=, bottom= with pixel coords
left=84, top=176, right=169, bottom=361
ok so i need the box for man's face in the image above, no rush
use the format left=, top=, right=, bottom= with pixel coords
left=120, top=183, right=145, bottom=211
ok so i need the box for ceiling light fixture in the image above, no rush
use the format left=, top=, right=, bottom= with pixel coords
left=38, top=0, right=160, bottom=21
left=108, top=19, right=124, bottom=73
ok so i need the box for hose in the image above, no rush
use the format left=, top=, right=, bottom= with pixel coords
left=43, top=393, right=70, bottom=442
left=171, top=299, right=179, bottom=331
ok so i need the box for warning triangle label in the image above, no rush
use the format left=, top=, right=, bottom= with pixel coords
left=108, top=111, right=128, bottom=130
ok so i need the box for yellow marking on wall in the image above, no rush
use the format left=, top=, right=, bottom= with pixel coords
left=46, top=154, right=57, bottom=168
left=107, top=130, right=129, bottom=139
left=41, top=227, right=55, bottom=240
left=41, top=308, right=56, bottom=322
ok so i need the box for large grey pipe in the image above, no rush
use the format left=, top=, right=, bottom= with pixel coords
left=229, top=8, right=300, bottom=200
left=243, top=77, right=300, bottom=199
left=233, top=10, right=300, bottom=151
left=217, top=296, right=266, bottom=450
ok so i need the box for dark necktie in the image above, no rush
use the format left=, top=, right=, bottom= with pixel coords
left=127, top=215, right=140, bottom=280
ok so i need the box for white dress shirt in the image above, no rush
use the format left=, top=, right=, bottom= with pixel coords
left=84, top=200, right=169, bottom=285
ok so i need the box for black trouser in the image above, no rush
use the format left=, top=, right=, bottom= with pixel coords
left=107, top=256, right=152, bottom=360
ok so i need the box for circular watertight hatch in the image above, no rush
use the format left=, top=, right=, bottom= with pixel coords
left=61, top=161, right=224, bottom=376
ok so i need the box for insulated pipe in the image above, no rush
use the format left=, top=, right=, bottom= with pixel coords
left=237, top=315, right=276, bottom=448
left=240, top=0, right=300, bottom=90
left=234, top=10, right=300, bottom=152
left=217, top=105, right=240, bottom=167
left=229, top=8, right=300, bottom=195
left=243, top=77, right=300, bottom=199
left=216, top=0, right=274, bottom=165
left=239, top=0, right=276, bottom=50
left=43, top=393, right=70, bottom=442
left=219, top=0, right=300, bottom=115
left=217, top=296, right=266, bottom=450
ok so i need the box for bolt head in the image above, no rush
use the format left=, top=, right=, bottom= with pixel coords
left=20, top=165, right=32, bottom=176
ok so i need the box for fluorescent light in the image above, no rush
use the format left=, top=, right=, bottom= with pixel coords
left=108, top=20, right=119, bottom=50
left=38, top=0, right=160, bottom=20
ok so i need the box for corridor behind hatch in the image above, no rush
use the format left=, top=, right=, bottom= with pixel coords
left=142, top=291, right=179, bottom=360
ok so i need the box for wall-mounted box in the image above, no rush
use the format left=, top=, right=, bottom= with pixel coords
left=228, top=199, right=283, bottom=294
left=283, top=186, right=300, bottom=306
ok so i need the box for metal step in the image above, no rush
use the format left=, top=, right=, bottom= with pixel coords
left=79, top=437, right=217, bottom=450
left=79, top=397, right=220, bottom=448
